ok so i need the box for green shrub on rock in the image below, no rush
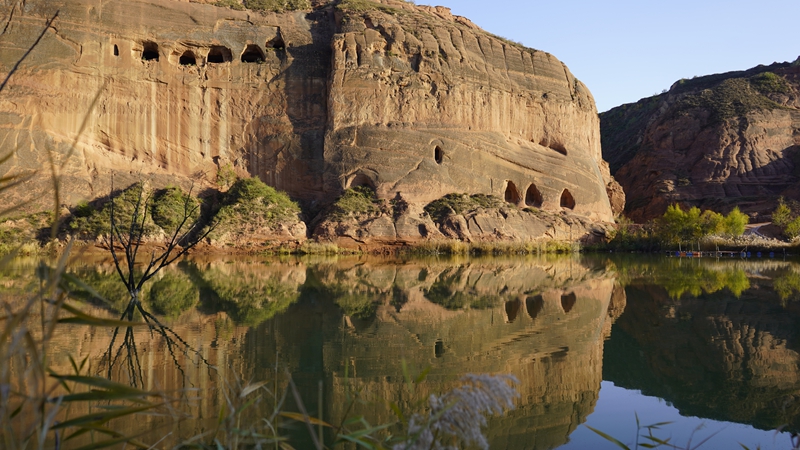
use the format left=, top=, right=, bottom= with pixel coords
left=209, top=177, right=301, bottom=240
left=242, top=0, right=310, bottom=12
left=151, top=186, right=200, bottom=236
left=69, top=182, right=161, bottom=240
left=329, top=186, right=380, bottom=219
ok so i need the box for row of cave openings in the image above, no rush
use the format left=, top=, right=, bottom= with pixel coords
left=433, top=144, right=576, bottom=210
left=504, top=180, right=575, bottom=210
left=112, top=36, right=286, bottom=66
left=348, top=144, right=577, bottom=210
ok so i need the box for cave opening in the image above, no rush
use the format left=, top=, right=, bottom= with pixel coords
left=208, top=46, right=232, bottom=64
left=561, top=293, right=576, bottom=313
left=525, top=183, right=543, bottom=207
left=179, top=50, right=197, bottom=66
left=141, top=41, right=159, bottom=61
left=267, top=35, right=286, bottom=51
left=348, top=173, right=376, bottom=190
left=241, top=44, right=266, bottom=63
left=113, top=44, right=119, bottom=56
left=434, top=146, right=443, bottom=164
left=504, top=181, right=521, bottom=204
left=560, top=189, right=575, bottom=209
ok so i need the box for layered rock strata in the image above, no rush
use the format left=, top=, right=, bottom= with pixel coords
left=601, top=60, right=800, bottom=222
left=0, top=0, right=616, bottom=244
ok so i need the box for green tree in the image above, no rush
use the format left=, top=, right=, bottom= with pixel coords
left=785, top=216, right=800, bottom=239
left=721, top=207, right=748, bottom=236
left=772, top=199, right=792, bottom=227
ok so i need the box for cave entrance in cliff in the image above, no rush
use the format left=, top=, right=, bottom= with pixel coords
left=504, top=181, right=521, bottom=204
left=142, top=41, right=159, bottom=61
left=113, top=44, right=119, bottom=56
left=241, top=44, right=266, bottom=63
left=505, top=299, right=520, bottom=323
left=526, top=295, right=543, bottom=320
left=208, top=46, right=232, bottom=64
left=434, top=146, right=443, bottom=164
left=348, top=173, right=376, bottom=191
left=561, top=293, right=576, bottom=313
left=179, top=50, right=197, bottom=66
left=560, top=189, right=575, bottom=209
left=525, top=183, right=543, bottom=208
left=267, top=35, right=286, bottom=51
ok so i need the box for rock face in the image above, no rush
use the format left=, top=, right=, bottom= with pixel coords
left=0, top=0, right=615, bottom=238
left=601, top=60, right=800, bottom=222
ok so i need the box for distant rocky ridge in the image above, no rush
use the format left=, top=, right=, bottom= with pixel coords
left=601, top=58, right=800, bottom=222
left=0, top=0, right=619, bottom=248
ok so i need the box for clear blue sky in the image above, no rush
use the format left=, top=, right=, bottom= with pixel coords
left=428, top=0, right=800, bottom=112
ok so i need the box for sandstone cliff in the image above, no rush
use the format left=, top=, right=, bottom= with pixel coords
left=0, top=0, right=616, bottom=245
left=601, top=59, right=800, bottom=222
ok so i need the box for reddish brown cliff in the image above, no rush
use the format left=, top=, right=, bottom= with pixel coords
left=0, top=0, right=616, bottom=243
left=602, top=60, right=800, bottom=222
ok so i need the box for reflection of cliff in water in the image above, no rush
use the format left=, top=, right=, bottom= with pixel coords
left=605, top=257, right=800, bottom=432
left=245, top=255, right=621, bottom=449
left=1, top=254, right=620, bottom=448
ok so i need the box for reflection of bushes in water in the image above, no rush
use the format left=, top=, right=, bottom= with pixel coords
left=424, top=277, right=499, bottom=310
left=332, top=289, right=376, bottom=320
left=201, top=267, right=299, bottom=326
left=321, top=281, right=382, bottom=319
left=773, top=272, right=800, bottom=304
left=148, top=271, right=199, bottom=317
left=655, top=265, right=750, bottom=299
left=65, top=268, right=139, bottom=311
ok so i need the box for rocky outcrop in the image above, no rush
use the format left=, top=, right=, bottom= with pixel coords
left=0, top=0, right=617, bottom=245
left=601, top=60, right=800, bottom=222
left=312, top=192, right=613, bottom=249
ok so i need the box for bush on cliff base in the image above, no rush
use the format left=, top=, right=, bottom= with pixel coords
left=208, top=177, right=300, bottom=239
left=242, top=0, right=310, bottom=12
left=424, top=193, right=506, bottom=224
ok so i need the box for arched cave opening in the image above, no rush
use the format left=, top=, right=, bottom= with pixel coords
left=179, top=50, right=197, bottom=66
left=348, top=173, right=376, bottom=190
left=141, top=41, right=159, bottom=61
left=525, top=183, right=543, bottom=207
left=208, top=46, right=232, bottom=64
left=504, top=181, right=521, bottom=204
left=241, top=44, right=266, bottom=63
left=267, top=35, right=286, bottom=51
left=526, top=295, right=543, bottom=320
left=434, top=146, right=443, bottom=164
left=505, top=299, right=520, bottom=323
left=561, top=293, right=576, bottom=314
left=113, top=44, right=119, bottom=56
left=560, top=189, right=575, bottom=209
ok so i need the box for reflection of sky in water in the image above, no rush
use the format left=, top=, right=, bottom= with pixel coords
left=565, top=382, right=792, bottom=450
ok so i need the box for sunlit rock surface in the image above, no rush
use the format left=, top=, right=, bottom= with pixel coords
left=0, top=0, right=615, bottom=232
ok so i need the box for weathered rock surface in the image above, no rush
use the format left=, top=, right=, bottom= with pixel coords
left=312, top=194, right=613, bottom=250
left=602, top=60, right=800, bottom=222
left=0, top=0, right=616, bottom=245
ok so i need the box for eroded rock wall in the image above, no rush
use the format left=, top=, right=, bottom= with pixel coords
left=601, top=62, right=800, bottom=222
left=0, top=0, right=330, bottom=209
left=326, top=1, right=614, bottom=221
left=0, top=0, right=615, bottom=229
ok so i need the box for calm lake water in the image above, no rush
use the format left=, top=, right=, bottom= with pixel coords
left=3, top=252, right=800, bottom=449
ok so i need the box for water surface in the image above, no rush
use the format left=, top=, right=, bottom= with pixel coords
left=3, top=253, right=800, bottom=448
